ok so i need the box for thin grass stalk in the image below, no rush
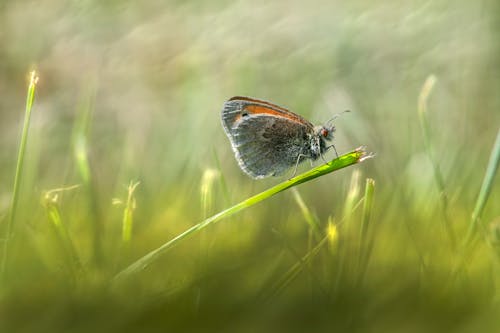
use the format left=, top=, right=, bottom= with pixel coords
left=265, top=236, right=329, bottom=300
left=464, top=129, right=500, bottom=245
left=332, top=170, right=362, bottom=293
left=291, top=189, right=322, bottom=295
left=212, top=149, right=231, bottom=206
left=266, top=217, right=341, bottom=300
left=113, top=147, right=372, bottom=282
left=292, top=188, right=322, bottom=238
left=200, top=169, right=219, bottom=219
left=43, top=186, right=83, bottom=280
left=122, top=181, right=140, bottom=244
left=418, top=75, right=456, bottom=248
left=1, top=71, right=39, bottom=278
left=267, top=175, right=368, bottom=298
left=72, top=84, right=103, bottom=267
left=342, top=169, right=361, bottom=225
left=357, top=178, right=375, bottom=285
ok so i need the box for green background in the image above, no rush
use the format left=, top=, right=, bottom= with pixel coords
left=0, top=0, right=499, bottom=332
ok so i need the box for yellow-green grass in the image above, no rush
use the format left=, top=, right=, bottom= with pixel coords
left=0, top=1, right=499, bottom=332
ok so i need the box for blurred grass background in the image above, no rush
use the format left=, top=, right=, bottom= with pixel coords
left=1, top=0, right=499, bottom=332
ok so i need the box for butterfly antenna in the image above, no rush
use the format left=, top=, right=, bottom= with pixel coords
left=326, top=110, right=350, bottom=127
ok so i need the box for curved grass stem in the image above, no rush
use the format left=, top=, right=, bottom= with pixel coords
left=113, top=147, right=373, bottom=282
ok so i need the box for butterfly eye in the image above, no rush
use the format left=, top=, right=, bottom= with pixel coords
left=321, top=128, right=329, bottom=137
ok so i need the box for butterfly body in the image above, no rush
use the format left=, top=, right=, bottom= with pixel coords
left=221, top=96, right=335, bottom=179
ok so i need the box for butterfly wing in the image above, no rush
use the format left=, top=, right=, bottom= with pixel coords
left=221, top=97, right=314, bottom=179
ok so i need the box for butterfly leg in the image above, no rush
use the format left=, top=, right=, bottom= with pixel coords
left=324, top=144, right=339, bottom=158
left=319, top=144, right=339, bottom=166
left=289, top=153, right=308, bottom=179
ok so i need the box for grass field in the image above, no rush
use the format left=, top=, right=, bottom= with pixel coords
left=1, top=1, right=499, bottom=332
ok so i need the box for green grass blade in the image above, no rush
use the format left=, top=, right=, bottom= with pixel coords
left=1, top=71, right=39, bottom=278
left=265, top=236, right=329, bottom=300
left=42, top=185, right=83, bottom=280
left=465, top=129, right=500, bottom=244
left=200, top=169, right=219, bottom=219
left=72, top=84, right=103, bottom=267
left=212, top=149, right=231, bottom=206
left=342, top=169, right=362, bottom=226
left=357, top=178, right=375, bottom=285
left=292, top=188, right=321, bottom=238
left=265, top=218, right=343, bottom=300
left=360, top=178, right=375, bottom=253
left=113, top=147, right=373, bottom=282
left=122, top=181, right=140, bottom=244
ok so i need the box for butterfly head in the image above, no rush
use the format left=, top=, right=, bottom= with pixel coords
left=315, top=124, right=335, bottom=141
left=319, top=110, right=351, bottom=140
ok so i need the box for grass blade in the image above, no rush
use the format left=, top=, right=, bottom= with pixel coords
left=418, top=75, right=456, bottom=248
left=122, top=181, right=140, bottom=244
left=342, top=169, right=362, bottom=226
left=357, top=178, right=375, bottom=285
left=465, top=129, right=500, bottom=244
left=200, top=169, right=219, bottom=219
left=72, top=84, right=103, bottom=267
left=113, top=147, right=373, bottom=282
left=359, top=178, right=375, bottom=254
left=292, top=188, right=321, bottom=238
left=42, top=185, right=83, bottom=280
left=265, top=236, right=329, bottom=300
left=1, top=70, right=39, bottom=278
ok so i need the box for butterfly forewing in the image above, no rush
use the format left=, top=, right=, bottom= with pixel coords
left=221, top=97, right=313, bottom=133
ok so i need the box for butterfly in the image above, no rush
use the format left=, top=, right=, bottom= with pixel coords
left=221, top=96, right=344, bottom=179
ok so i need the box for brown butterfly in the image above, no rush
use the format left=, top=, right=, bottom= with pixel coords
left=222, top=96, right=345, bottom=179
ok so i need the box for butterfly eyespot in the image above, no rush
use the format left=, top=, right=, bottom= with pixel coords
left=241, top=112, right=249, bottom=117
